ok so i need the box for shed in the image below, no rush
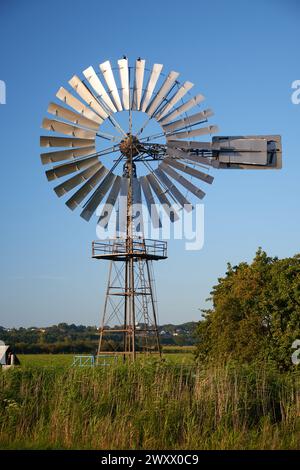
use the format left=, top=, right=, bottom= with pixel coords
left=0, top=343, right=20, bottom=367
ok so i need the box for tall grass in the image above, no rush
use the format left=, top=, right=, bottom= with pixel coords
left=0, top=362, right=299, bottom=449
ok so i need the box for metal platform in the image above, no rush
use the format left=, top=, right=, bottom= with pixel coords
left=92, top=238, right=167, bottom=261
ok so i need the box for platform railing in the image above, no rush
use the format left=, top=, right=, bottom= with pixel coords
left=92, top=238, right=167, bottom=258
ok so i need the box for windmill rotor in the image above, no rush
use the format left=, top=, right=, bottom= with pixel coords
left=41, top=57, right=282, bottom=228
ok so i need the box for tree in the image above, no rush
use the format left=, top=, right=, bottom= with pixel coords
left=195, top=249, right=300, bottom=370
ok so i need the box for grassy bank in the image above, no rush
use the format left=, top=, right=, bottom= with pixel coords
left=0, top=362, right=299, bottom=449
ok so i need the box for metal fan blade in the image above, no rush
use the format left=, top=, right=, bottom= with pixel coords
left=146, top=71, right=180, bottom=117
left=140, top=176, right=161, bottom=229
left=45, top=156, right=99, bottom=181
left=146, top=174, right=179, bottom=222
left=118, top=58, right=130, bottom=110
left=69, top=75, right=109, bottom=120
left=40, top=136, right=95, bottom=148
left=80, top=172, right=116, bottom=221
left=141, top=63, right=163, bottom=112
left=160, top=162, right=206, bottom=200
left=56, top=87, right=103, bottom=124
left=154, top=167, right=192, bottom=210
left=132, top=58, right=145, bottom=110
left=166, top=125, right=219, bottom=140
left=54, top=162, right=102, bottom=197
left=164, top=157, right=214, bottom=184
left=163, top=109, right=214, bottom=133
left=159, top=94, right=205, bottom=125
left=98, top=176, right=122, bottom=227
left=116, top=178, right=128, bottom=235
left=167, top=140, right=212, bottom=151
left=120, top=176, right=129, bottom=200
left=182, top=154, right=213, bottom=167
left=132, top=177, right=144, bottom=233
left=166, top=147, right=210, bottom=167
left=82, top=65, right=117, bottom=113
left=41, top=145, right=96, bottom=165
left=155, top=81, right=194, bottom=120
left=99, top=60, right=123, bottom=112
left=133, top=176, right=142, bottom=205
left=42, top=118, right=96, bottom=139
left=66, top=166, right=108, bottom=210
left=47, top=103, right=100, bottom=131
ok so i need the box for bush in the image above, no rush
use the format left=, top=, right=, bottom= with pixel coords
left=195, top=249, right=300, bottom=371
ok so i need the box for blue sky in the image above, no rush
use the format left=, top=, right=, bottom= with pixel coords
left=0, top=0, right=299, bottom=327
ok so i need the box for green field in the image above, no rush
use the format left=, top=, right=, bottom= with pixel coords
left=18, top=347, right=195, bottom=367
left=0, top=353, right=299, bottom=450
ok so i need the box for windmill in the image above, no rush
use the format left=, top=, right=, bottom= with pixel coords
left=40, top=57, right=282, bottom=360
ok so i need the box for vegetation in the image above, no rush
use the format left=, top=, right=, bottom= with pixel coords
left=0, top=362, right=299, bottom=450
left=196, top=249, right=300, bottom=371
left=0, top=322, right=197, bottom=354
left=1, top=248, right=300, bottom=450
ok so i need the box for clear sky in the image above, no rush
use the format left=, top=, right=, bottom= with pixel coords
left=0, top=0, right=299, bottom=328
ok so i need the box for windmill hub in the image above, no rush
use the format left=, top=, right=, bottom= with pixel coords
left=119, top=134, right=141, bottom=158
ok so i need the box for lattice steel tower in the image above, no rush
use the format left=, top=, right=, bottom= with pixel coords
left=92, top=135, right=167, bottom=358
